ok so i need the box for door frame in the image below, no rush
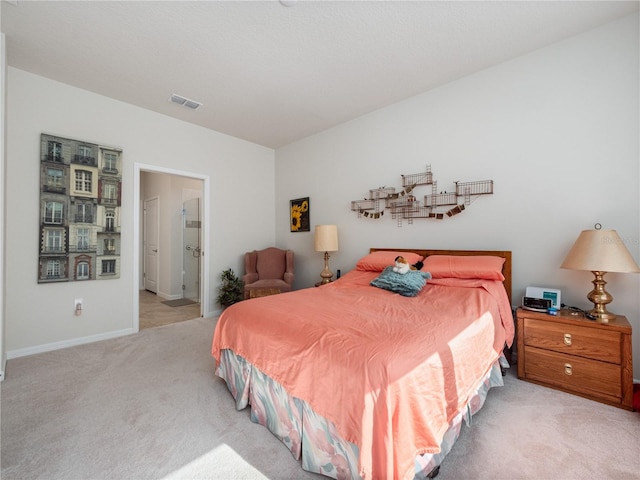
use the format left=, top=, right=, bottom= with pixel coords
left=133, top=163, right=210, bottom=331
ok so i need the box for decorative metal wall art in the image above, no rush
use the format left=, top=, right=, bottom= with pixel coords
left=350, top=165, right=493, bottom=226
left=38, top=134, right=123, bottom=282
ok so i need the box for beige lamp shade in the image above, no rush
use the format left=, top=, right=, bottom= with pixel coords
left=314, top=225, right=339, bottom=252
left=560, top=229, right=640, bottom=273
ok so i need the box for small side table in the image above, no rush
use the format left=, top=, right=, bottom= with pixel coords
left=516, top=308, right=633, bottom=410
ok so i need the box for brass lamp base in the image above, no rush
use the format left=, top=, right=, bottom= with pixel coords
left=586, top=271, right=617, bottom=322
left=318, top=251, right=333, bottom=285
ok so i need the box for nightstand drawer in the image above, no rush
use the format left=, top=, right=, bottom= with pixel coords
left=524, top=318, right=621, bottom=363
left=524, top=346, right=621, bottom=400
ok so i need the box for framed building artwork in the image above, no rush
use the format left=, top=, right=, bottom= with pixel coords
left=290, top=197, right=310, bottom=232
left=38, top=133, right=123, bottom=283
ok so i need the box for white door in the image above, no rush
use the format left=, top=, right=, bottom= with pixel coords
left=143, top=197, right=159, bottom=293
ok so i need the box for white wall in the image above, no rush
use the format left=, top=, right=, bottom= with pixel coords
left=275, top=15, right=640, bottom=377
left=5, top=68, right=275, bottom=357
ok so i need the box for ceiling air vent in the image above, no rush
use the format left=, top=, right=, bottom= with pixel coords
left=184, top=100, right=201, bottom=110
left=169, top=94, right=202, bottom=110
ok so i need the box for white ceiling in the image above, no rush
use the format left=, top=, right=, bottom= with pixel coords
left=2, top=1, right=638, bottom=149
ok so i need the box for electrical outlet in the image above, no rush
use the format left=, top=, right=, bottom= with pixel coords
left=74, top=299, right=83, bottom=316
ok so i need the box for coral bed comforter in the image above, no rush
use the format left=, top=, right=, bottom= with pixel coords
left=212, top=269, right=514, bottom=480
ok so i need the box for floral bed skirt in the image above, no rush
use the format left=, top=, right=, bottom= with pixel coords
left=216, top=349, right=508, bottom=479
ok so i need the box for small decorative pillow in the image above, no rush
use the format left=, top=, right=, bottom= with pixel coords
left=356, top=251, right=424, bottom=272
left=422, top=255, right=505, bottom=280
left=370, top=266, right=432, bottom=297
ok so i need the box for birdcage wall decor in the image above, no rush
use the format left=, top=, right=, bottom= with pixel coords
left=350, top=165, right=493, bottom=226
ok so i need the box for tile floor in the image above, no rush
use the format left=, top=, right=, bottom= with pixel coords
left=139, top=290, right=202, bottom=330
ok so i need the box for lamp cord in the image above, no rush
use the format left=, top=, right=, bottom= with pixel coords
left=561, top=304, right=596, bottom=320
left=561, top=303, right=584, bottom=312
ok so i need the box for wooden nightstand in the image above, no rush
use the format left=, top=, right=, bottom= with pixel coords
left=516, top=308, right=633, bottom=410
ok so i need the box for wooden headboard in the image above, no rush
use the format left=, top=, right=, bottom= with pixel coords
left=370, top=248, right=512, bottom=305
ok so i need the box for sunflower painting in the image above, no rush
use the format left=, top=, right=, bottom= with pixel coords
left=290, top=197, right=310, bottom=232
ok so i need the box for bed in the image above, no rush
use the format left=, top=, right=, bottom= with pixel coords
left=211, top=248, right=514, bottom=480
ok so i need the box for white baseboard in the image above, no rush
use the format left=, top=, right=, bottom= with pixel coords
left=155, top=290, right=182, bottom=301
left=6, top=328, right=136, bottom=360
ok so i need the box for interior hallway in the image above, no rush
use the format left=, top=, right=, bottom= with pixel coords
left=139, top=290, right=201, bottom=330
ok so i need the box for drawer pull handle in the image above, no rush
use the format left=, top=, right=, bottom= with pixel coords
left=563, top=333, right=572, bottom=346
left=564, top=363, right=572, bottom=376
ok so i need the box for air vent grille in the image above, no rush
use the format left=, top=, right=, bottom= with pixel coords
left=184, top=100, right=201, bottom=110
left=169, top=94, right=202, bottom=110
left=170, top=94, right=187, bottom=105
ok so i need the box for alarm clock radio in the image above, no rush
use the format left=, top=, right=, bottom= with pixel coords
left=522, top=296, right=553, bottom=312
left=524, top=286, right=562, bottom=309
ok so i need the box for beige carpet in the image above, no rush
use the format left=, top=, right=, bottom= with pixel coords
left=1, top=316, right=639, bottom=480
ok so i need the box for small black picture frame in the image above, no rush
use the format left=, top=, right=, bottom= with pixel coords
left=290, top=197, right=310, bottom=232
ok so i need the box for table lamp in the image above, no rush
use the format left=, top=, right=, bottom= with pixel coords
left=560, top=226, right=640, bottom=322
left=314, top=225, right=338, bottom=285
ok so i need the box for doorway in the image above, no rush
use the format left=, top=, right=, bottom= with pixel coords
left=134, top=164, right=210, bottom=331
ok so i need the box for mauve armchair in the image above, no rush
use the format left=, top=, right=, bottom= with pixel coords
left=243, top=247, right=294, bottom=299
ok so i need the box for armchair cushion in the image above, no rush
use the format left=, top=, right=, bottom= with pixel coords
left=256, top=248, right=287, bottom=279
